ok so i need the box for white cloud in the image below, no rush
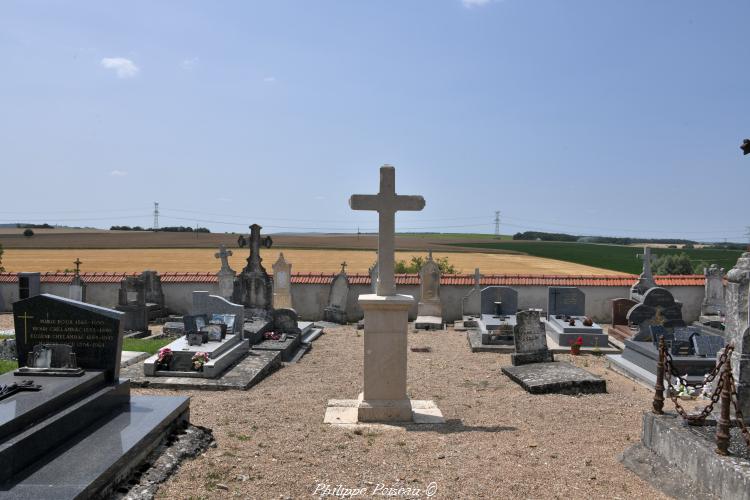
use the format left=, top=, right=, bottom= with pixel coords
left=461, top=0, right=493, bottom=7
left=110, top=170, right=128, bottom=177
left=181, top=57, right=199, bottom=70
left=100, top=57, right=139, bottom=78
left=263, top=76, right=276, bottom=83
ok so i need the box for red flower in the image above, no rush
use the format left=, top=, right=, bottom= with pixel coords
left=575, top=336, right=584, bottom=346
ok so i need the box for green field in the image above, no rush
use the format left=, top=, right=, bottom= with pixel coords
left=0, top=360, right=17, bottom=375
left=449, top=241, right=744, bottom=274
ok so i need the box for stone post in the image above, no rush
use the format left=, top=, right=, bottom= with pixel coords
left=725, top=252, right=750, bottom=418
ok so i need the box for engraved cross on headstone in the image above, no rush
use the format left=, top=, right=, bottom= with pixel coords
left=350, top=165, right=425, bottom=296
left=215, top=244, right=233, bottom=272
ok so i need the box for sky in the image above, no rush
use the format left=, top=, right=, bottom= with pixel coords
left=1, top=0, right=748, bottom=241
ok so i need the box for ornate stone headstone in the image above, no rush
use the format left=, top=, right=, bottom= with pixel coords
left=13, top=294, right=124, bottom=381
left=631, top=247, right=658, bottom=300
left=215, top=244, right=236, bottom=300
left=415, top=251, right=442, bottom=329
left=547, top=287, right=585, bottom=317
left=272, top=253, right=293, bottom=310
left=511, top=309, right=554, bottom=366
left=627, top=287, right=685, bottom=340
left=724, top=253, right=750, bottom=417
left=702, top=264, right=725, bottom=317
left=327, top=165, right=441, bottom=424
left=323, top=262, right=349, bottom=324
left=232, top=224, right=273, bottom=318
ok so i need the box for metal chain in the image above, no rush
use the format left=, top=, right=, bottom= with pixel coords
left=663, top=347, right=732, bottom=424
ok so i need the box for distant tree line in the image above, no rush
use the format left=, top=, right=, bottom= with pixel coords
left=16, top=223, right=53, bottom=229
left=394, top=255, right=457, bottom=274
left=110, top=225, right=210, bottom=233
left=512, top=231, right=701, bottom=246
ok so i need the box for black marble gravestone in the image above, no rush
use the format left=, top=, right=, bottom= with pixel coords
left=13, top=294, right=123, bottom=381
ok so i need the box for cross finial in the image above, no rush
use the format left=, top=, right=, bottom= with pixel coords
left=349, top=165, right=425, bottom=296
left=73, top=258, right=82, bottom=276
left=215, top=244, right=233, bottom=272
left=340, top=261, right=347, bottom=274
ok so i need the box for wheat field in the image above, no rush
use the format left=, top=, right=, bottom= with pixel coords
left=1, top=248, right=626, bottom=275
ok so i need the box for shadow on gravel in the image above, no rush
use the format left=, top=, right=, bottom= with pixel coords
left=411, top=420, right=518, bottom=434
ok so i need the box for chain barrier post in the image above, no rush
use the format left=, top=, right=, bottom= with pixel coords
left=716, top=360, right=732, bottom=456
left=653, top=336, right=665, bottom=415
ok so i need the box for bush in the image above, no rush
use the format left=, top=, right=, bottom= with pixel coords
left=652, top=253, right=694, bottom=275
left=23, top=229, right=34, bottom=237
left=394, top=255, right=457, bottom=274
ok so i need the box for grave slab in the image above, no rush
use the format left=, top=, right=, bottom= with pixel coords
left=501, top=361, right=607, bottom=394
left=324, top=399, right=444, bottom=427
left=414, top=315, right=443, bottom=331
left=0, top=395, right=188, bottom=500
left=467, top=330, right=515, bottom=353
left=121, top=350, right=149, bottom=367
left=122, top=350, right=281, bottom=390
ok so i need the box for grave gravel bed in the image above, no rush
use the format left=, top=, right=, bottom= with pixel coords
left=132, top=324, right=666, bottom=498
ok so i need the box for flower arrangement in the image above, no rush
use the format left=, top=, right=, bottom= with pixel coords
left=191, top=352, right=209, bottom=371
left=156, top=347, right=173, bottom=370
left=569, top=336, right=584, bottom=355
left=264, top=331, right=282, bottom=341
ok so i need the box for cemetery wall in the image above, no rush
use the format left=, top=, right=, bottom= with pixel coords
left=0, top=278, right=705, bottom=323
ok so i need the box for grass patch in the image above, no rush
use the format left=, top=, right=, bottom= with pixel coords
left=448, top=241, right=743, bottom=274
left=122, top=337, right=172, bottom=354
left=0, top=360, right=17, bottom=375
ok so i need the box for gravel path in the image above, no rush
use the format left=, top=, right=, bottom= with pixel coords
left=139, top=325, right=666, bottom=499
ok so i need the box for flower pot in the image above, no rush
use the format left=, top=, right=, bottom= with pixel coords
left=570, top=346, right=581, bottom=356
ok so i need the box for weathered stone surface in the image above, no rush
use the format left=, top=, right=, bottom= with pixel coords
left=702, top=264, right=725, bottom=316
left=272, top=252, right=293, bottom=309
left=232, top=224, right=273, bottom=318
left=502, top=362, right=606, bottom=394
left=511, top=309, right=553, bottom=366
left=323, top=270, right=349, bottom=324
left=416, top=252, right=442, bottom=322
left=724, top=252, right=750, bottom=416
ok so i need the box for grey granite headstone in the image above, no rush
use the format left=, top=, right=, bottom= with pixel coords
left=511, top=309, right=553, bottom=366
left=13, top=294, right=124, bottom=381
left=191, top=291, right=244, bottom=335
left=480, top=287, right=518, bottom=316
left=693, top=335, right=725, bottom=358
left=548, top=287, right=585, bottom=317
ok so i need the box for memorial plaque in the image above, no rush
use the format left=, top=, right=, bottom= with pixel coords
left=13, top=294, right=123, bottom=381
left=183, top=314, right=208, bottom=333
left=693, top=335, right=726, bottom=358
left=210, top=313, right=236, bottom=334
left=548, top=287, right=585, bottom=317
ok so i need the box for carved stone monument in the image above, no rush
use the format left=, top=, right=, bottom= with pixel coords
left=323, top=262, right=349, bottom=324
left=68, top=258, right=86, bottom=302
left=511, top=309, right=554, bottom=366
left=701, top=264, right=725, bottom=319
left=272, top=253, right=293, bottom=310
left=325, top=165, right=443, bottom=424
left=415, top=251, right=443, bottom=330
left=461, top=268, right=483, bottom=316
left=631, top=247, right=658, bottom=301
left=724, top=253, right=750, bottom=417
left=215, top=244, right=236, bottom=300
left=232, top=224, right=273, bottom=318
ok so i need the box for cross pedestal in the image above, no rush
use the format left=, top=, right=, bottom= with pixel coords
left=356, top=294, right=414, bottom=421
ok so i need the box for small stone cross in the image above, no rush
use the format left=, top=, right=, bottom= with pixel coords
left=73, top=258, right=82, bottom=276
left=215, top=244, right=233, bottom=272
left=340, top=261, right=347, bottom=274
left=636, top=247, right=657, bottom=278
left=350, top=166, right=425, bottom=296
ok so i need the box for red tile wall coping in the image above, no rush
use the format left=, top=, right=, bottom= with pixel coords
left=0, top=272, right=706, bottom=286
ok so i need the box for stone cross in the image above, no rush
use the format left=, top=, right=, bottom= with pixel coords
left=340, top=261, right=347, bottom=274
left=215, top=244, right=233, bottom=272
left=350, top=165, right=425, bottom=296
left=636, top=247, right=657, bottom=279
left=73, top=258, right=82, bottom=276
left=473, top=268, right=482, bottom=289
